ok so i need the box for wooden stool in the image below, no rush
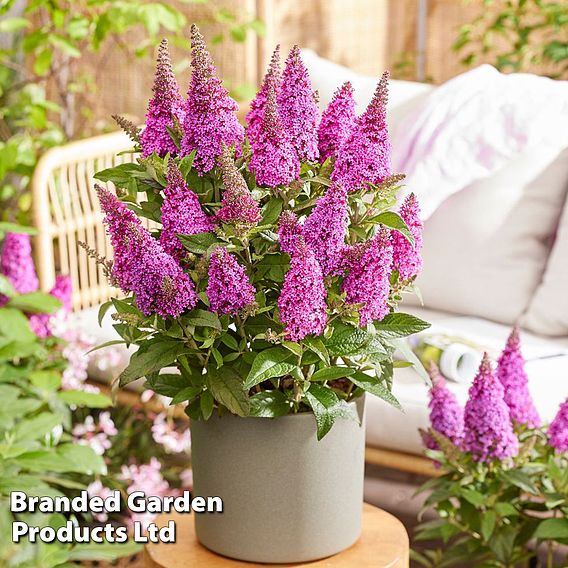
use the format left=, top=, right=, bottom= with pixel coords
left=145, top=503, right=409, bottom=567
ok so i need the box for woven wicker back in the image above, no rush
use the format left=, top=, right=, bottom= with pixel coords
left=32, top=131, right=137, bottom=312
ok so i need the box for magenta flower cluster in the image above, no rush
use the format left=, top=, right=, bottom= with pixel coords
left=0, top=233, right=39, bottom=302
left=303, top=183, right=349, bottom=276
left=317, top=82, right=356, bottom=163
left=217, top=147, right=261, bottom=226
left=342, top=228, right=393, bottom=327
left=332, top=73, right=392, bottom=192
left=423, top=328, right=568, bottom=463
left=140, top=39, right=185, bottom=158
left=97, top=186, right=197, bottom=318
left=392, top=193, right=423, bottom=281
left=497, top=327, right=541, bottom=428
left=549, top=399, right=568, bottom=453
left=180, top=25, right=244, bottom=174
left=160, top=162, right=214, bottom=260
left=463, top=354, right=519, bottom=462
left=207, top=247, right=255, bottom=315
left=424, top=364, right=464, bottom=450
left=278, top=239, right=327, bottom=341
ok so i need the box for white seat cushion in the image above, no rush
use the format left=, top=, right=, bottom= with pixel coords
left=366, top=307, right=568, bottom=455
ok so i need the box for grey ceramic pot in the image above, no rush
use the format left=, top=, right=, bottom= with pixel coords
left=189, top=394, right=366, bottom=563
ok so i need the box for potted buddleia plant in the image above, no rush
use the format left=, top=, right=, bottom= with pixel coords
left=94, top=25, right=429, bottom=563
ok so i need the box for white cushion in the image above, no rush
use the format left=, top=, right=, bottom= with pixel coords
left=366, top=308, right=568, bottom=455
left=406, top=147, right=568, bottom=324
left=300, top=49, right=434, bottom=145
left=523, top=180, right=568, bottom=336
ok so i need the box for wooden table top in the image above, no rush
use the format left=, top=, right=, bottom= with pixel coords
left=145, top=503, right=409, bottom=567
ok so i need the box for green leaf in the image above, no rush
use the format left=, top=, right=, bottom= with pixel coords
left=206, top=366, right=249, bottom=417
left=94, top=163, right=148, bottom=185
left=500, top=470, right=538, bottom=495
left=371, top=211, right=414, bottom=245
left=310, top=367, right=355, bottom=382
left=489, top=526, right=517, bottom=565
left=119, top=339, right=187, bottom=386
left=68, top=541, right=141, bottom=561
left=249, top=391, right=291, bottom=417
left=146, top=373, right=189, bottom=397
left=16, top=445, right=106, bottom=475
left=178, top=232, right=224, bottom=254
left=326, top=322, right=370, bottom=357
left=392, top=338, right=430, bottom=384
left=170, top=386, right=202, bottom=405
left=200, top=390, right=215, bottom=420
left=0, top=275, right=15, bottom=299
left=7, top=292, right=62, bottom=314
left=348, top=371, right=402, bottom=410
left=184, top=309, right=222, bottom=331
left=460, top=488, right=485, bottom=507
left=29, top=371, right=61, bottom=392
left=0, top=17, right=30, bottom=32
left=0, top=307, right=35, bottom=342
left=13, top=413, right=62, bottom=441
left=303, top=336, right=330, bottom=365
left=244, top=347, right=296, bottom=389
left=0, top=222, right=37, bottom=235
left=305, top=384, right=358, bottom=440
left=374, top=313, right=430, bottom=338
left=534, top=518, right=568, bottom=540
left=261, top=198, right=283, bottom=225
left=58, top=390, right=112, bottom=408
left=481, top=510, right=497, bottom=541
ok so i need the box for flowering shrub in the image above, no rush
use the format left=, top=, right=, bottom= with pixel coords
left=95, top=25, right=429, bottom=439
left=414, top=329, right=568, bottom=568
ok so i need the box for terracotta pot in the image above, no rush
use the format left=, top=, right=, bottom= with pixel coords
left=190, top=395, right=366, bottom=563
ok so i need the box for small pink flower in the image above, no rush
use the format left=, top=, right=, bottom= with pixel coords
left=151, top=413, right=191, bottom=454
left=87, top=480, right=114, bottom=522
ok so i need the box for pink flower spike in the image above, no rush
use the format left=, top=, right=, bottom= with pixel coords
left=318, top=81, right=356, bottom=163
left=278, top=210, right=303, bottom=255
left=332, top=71, right=392, bottom=191
left=497, top=327, right=541, bottom=428
left=0, top=233, right=39, bottom=302
left=181, top=25, right=244, bottom=174
left=160, top=161, right=214, bottom=260
left=425, top=363, right=464, bottom=449
left=247, top=45, right=281, bottom=143
left=216, top=146, right=261, bottom=227
left=96, top=185, right=198, bottom=317
left=249, top=80, right=300, bottom=188
left=277, top=45, right=320, bottom=162
left=342, top=228, right=393, bottom=327
left=303, top=182, right=348, bottom=276
left=391, top=193, right=423, bottom=281
left=207, top=247, right=255, bottom=315
left=141, top=39, right=186, bottom=158
left=278, top=239, right=327, bottom=341
left=549, top=398, right=568, bottom=453
left=463, top=354, right=519, bottom=462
